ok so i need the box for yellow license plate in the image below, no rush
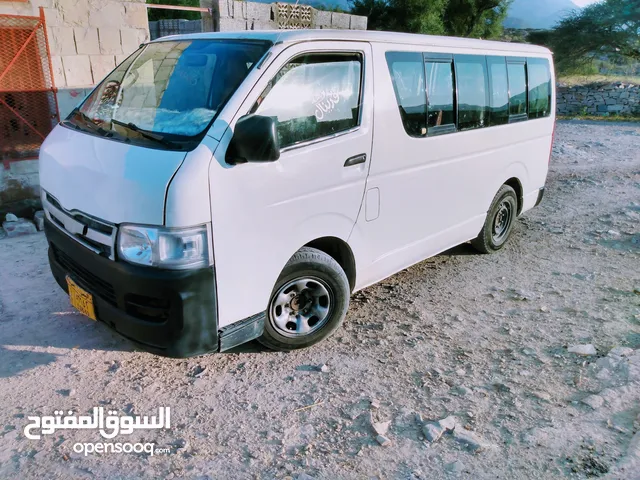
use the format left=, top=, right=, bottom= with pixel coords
left=66, top=276, right=97, bottom=321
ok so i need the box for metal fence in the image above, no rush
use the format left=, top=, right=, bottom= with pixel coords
left=0, top=8, right=59, bottom=163
left=148, top=19, right=205, bottom=40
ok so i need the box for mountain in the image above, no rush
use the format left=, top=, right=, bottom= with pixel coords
left=505, top=0, right=581, bottom=30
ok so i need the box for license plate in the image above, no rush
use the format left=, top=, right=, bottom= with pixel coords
left=66, top=276, right=97, bottom=321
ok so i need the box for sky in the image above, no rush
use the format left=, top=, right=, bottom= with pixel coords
left=572, top=0, right=600, bottom=6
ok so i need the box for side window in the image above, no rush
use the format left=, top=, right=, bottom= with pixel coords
left=507, top=61, right=528, bottom=119
left=455, top=55, right=489, bottom=131
left=251, top=53, right=362, bottom=149
left=528, top=58, right=552, bottom=119
left=425, top=59, right=456, bottom=134
left=386, top=52, right=427, bottom=137
left=487, top=56, right=509, bottom=126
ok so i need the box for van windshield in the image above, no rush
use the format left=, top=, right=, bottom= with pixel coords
left=65, top=39, right=270, bottom=149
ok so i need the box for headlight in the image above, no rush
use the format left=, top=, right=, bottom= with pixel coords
left=118, top=224, right=210, bottom=270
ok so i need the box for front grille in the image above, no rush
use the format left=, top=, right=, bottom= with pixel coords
left=53, top=246, right=117, bottom=306
left=45, top=192, right=116, bottom=260
left=72, top=213, right=113, bottom=236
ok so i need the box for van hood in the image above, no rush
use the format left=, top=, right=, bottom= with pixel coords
left=39, top=125, right=187, bottom=225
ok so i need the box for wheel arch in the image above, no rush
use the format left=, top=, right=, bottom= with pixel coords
left=504, top=177, right=524, bottom=215
left=304, top=236, right=357, bottom=293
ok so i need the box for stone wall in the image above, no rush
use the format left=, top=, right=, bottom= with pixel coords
left=557, top=82, right=640, bottom=117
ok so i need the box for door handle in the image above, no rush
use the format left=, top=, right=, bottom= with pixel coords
left=344, top=154, right=367, bottom=167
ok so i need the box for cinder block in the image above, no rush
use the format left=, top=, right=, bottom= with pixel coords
left=250, top=20, right=276, bottom=31
left=217, top=0, right=234, bottom=18
left=115, top=54, right=131, bottom=65
left=88, top=2, right=126, bottom=28
left=50, top=55, right=66, bottom=88
left=56, top=88, right=91, bottom=118
left=43, top=7, right=64, bottom=27
left=314, top=10, right=332, bottom=28
left=98, top=28, right=123, bottom=55
left=246, top=2, right=272, bottom=20
left=48, top=27, right=77, bottom=56
left=74, top=27, right=100, bottom=55
left=124, top=3, right=150, bottom=29
left=218, top=17, right=247, bottom=32
left=350, top=15, right=368, bottom=30
left=9, top=159, right=39, bottom=175
left=331, top=12, right=351, bottom=29
left=57, top=0, right=90, bottom=26
left=233, top=0, right=247, bottom=19
left=90, top=55, right=116, bottom=83
left=121, top=28, right=147, bottom=55
left=62, top=55, right=93, bottom=87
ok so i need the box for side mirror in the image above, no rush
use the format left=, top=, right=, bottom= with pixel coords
left=226, top=114, right=280, bottom=164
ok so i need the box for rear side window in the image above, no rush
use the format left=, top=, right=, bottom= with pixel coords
left=507, top=62, right=527, bottom=118
left=252, top=53, right=362, bottom=149
left=487, top=56, right=509, bottom=126
left=528, top=58, right=552, bottom=119
left=386, top=52, right=427, bottom=137
left=425, top=59, right=455, bottom=134
left=455, top=55, right=489, bottom=130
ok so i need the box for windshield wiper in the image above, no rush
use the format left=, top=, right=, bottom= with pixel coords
left=69, top=108, right=112, bottom=137
left=110, top=119, right=178, bottom=149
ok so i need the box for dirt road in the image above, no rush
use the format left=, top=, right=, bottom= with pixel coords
left=0, top=121, right=639, bottom=479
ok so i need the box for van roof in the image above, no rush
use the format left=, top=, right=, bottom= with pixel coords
left=153, top=29, right=552, bottom=55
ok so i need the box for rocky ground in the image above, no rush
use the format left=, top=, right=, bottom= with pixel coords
left=0, top=121, right=639, bottom=479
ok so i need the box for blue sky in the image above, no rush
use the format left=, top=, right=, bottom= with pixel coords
left=573, top=0, right=600, bottom=6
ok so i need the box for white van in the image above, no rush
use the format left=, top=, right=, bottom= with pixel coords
left=39, top=30, right=555, bottom=357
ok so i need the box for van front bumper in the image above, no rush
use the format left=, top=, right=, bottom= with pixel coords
left=44, top=217, right=219, bottom=357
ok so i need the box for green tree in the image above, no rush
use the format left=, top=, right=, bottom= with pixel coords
left=147, top=0, right=201, bottom=21
left=531, top=0, right=640, bottom=73
left=349, top=0, right=392, bottom=31
left=350, top=0, right=511, bottom=39
left=444, top=0, right=512, bottom=38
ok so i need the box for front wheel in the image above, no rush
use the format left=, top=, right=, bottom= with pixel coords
left=258, top=247, right=350, bottom=351
left=471, top=185, right=518, bottom=254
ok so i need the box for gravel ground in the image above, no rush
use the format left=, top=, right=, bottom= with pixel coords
left=0, top=121, right=639, bottom=480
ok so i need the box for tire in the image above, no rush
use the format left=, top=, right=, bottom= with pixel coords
left=471, top=185, right=518, bottom=254
left=258, top=247, right=350, bottom=351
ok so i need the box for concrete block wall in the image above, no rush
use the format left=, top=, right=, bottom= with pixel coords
left=0, top=0, right=150, bottom=218
left=0, top=0, right=150, bottom=106
left=201, top=0, right=367, bottom=31
left=557, top=83, right=640, bottom=116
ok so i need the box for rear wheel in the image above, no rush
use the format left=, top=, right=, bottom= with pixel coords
left=259, top=247, right=350, bottom=351
left=471, top=185, right=518, bottom=254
